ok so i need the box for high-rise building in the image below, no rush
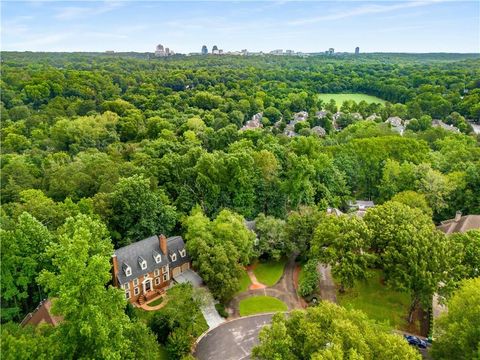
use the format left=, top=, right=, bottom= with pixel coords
left=155, top=44, right=174, bottom=57
left=355, top=47, right=360, bottom=55
left=328, top=48, right=335, bottom=55
left=201, top=45, right=208, bottom=55
left=155, top=44, right=165, bottom=57
left=212, top=45, right=218, bottom=52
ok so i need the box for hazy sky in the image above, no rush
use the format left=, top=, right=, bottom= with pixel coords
left=1, top=0, right=479, bottom=53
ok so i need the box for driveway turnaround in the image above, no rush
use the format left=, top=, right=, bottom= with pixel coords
left=194, top=314, right=273, bottom=360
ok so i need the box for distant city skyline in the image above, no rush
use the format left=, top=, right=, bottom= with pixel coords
left=1, top=1, right=479, bottom=53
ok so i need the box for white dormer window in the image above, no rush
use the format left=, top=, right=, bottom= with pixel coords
left=180, top=249, right=186, bottom=258
left=138, top=256, right=147, bottom=270
left=153, top=251, right=162, bottom=264
left=170, top=253, right=177, bottom=262
left=124, top=264, right=132, bottom=277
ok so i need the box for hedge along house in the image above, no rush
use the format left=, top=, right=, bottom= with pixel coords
left=112, top=234, right=191, bottom=304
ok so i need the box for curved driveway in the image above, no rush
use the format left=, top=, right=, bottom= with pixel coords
left=194, top=314, right=273, bottom=360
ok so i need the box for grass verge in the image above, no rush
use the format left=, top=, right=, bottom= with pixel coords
left=239, top=296, right=288, bottom=316
left=253, top=258, right=287, bottom=286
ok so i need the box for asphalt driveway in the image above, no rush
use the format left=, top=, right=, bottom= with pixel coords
left=194, top=314, right=273, bottom=360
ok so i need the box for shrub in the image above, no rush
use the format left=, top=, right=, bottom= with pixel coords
left=298, top=260, right=319, bottom=297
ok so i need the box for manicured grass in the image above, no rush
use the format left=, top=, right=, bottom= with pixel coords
left=158, top=345, right=169, bottom=360
left=318, top=93, right=386, bottom=105
left=239, top=296, right=288, bottom=316
left=253, top=258, right=287, bottom=286
left=146, top=296, right=164, bottom=307
left=237, top=269, right=252, bottom=293
left=335, top=270, right=411, bottom=330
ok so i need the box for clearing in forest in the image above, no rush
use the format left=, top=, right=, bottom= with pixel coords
left=318, top=93, right=386, bottom=104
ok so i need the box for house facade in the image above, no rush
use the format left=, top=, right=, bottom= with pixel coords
left=112, top=234, right=190, bottom=304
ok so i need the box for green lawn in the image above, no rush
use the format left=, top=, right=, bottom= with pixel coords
left=253, top=258, right=287, bottom=286
left=239, top=296, right=288, bottom=316
left=146, top=296, right=164, bottom=307
left=158, top=345, right=169, bottom=360
left=335, top=270, right=411, bottom=330
left=237, top=269, right=252, bottom=293
left=318, top=93, right=386, bottom=105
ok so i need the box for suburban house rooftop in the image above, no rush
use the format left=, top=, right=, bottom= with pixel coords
left=437, top=212, right=480, bottom=234
left=113, top=235, right=189, bottom=285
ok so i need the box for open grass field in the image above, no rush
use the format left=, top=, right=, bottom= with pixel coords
left=239, top=296, right=288, bottom=316
left=318, top=93, right=386, bottom=105
left=335, top=270, right=412, bottom=330
left=253, top=258, right=287, bottom=286
left=237, top=269, right=252, bottom=293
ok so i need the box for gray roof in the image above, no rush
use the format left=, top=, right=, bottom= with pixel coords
left=114, top=235, right=189, bottom=285
left=437, top=215, right=480, bottom=234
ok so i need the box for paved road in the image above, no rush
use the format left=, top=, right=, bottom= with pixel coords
left=317, top=263, right=337, bottom=303
left=194, top=314, right=273, bottom=360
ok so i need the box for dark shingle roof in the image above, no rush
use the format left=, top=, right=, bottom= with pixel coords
left=114, top=235, right=189, bottom=285
left=437, top=215, right=480, bottom=234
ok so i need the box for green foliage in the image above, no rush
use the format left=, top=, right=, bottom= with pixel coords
left=184, top=207, right=255, bottom=302
left=252, top=302, right=421, bottom=360
left=107, top=175, right=177, bottom=247
left=298, top=260, right=319, bottom=297
left=254, top=214, right=290, bottom=259
left=1, top=212, right=53, bottom=322
left=149, top=284, right=207, bottom=359
left=311, top=215, right=373, bottom=291
left=364, top=202, right=454, bottom=320
left=431, top=278, right=480, bottom=360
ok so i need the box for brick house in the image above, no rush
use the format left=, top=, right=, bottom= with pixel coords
left=112, top=234, right=191, bottom=304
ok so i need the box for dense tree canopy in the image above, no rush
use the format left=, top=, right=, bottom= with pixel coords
left=252, top=302, right=421, bottom=360
left=1, top=52, right=479, bottom=357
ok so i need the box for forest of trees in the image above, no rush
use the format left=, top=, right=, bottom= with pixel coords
left=1, top=52, right=479, bottom=359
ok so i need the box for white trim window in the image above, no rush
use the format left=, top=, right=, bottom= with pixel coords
left=125, top=291, right=131, bottom=299
left=170, top=253, right=177, bottom=262
left=180, top=249, right=186, bottom=258
left=139, top=256, right=147, bottom=270
left=133, top=278, right=139, bottom=287
left=123, top=283, right=129, bottom=290
left=124, top=264, right=132, bottom=277
left=134, top=287, right=140, bottom=296
left=155, top=277, right=161, bottom=285
left=163, top=273, right=169, bottom=282
left=162, top=265, right=169, bottom=274
left=154, top=268, right=160, bottom=277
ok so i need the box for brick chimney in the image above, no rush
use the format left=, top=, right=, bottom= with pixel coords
left=112, top=254, right=119, bottom=287
left=455, top=211, right=462, bottom=222
left=159, top=234, right=168, bottom=255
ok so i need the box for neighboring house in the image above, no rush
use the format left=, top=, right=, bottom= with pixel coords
left=348, top=200, right=375, bottom=218
left=326, top=207, right=344, bottom=216
left=244, top=220, right=259, bottom=246
left=315, top=110, right=328, bottom=119
left=20, top=299, right=62, bottom=328
left=366, top=114, right=381, bottom=122
left=293, top=111, right=308, bottom=122
left=351, top=112, right=363, bottom=121
left=433, top=212, right=480, bottom=320
left=431, top=119, right=460, bottom=133
left=385, top=116, right=405, bottom=135
left=283, top=111, right=308, bottom=137
left=311, top=126, right=326, bottom=137
left=240, top=113, right=263, bottom=131
left=112, top=234, right=191, bottom=304
left=437, top=211, right=480, bottom=234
